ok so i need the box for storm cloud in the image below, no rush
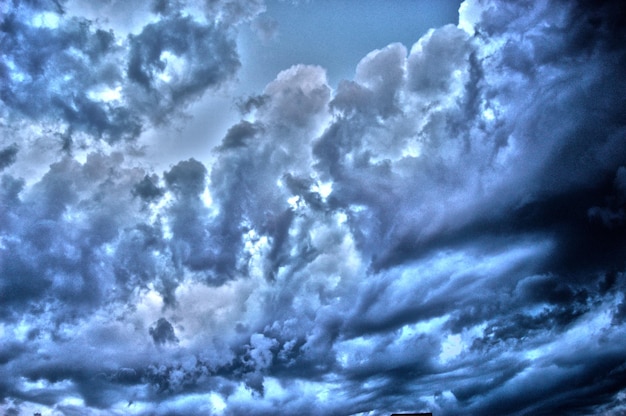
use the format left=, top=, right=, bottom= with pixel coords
left=0, top=0, right=249, bottom=144
left=1, top=0, right=626, bottom=415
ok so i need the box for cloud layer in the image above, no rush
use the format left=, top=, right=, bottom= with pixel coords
left=2, top=0, right=626, bottom=415
left=0, top=0, right=253, bottom=144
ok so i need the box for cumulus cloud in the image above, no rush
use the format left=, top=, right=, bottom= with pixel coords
left=1, top=0, right=626, bottom=415
left=0, top=0, right=255, bottom=145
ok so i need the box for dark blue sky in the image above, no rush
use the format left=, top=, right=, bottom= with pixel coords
left=1, top=0, right=626, bottom=415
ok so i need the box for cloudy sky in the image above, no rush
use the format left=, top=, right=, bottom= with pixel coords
left=1, top=0, right=626, bottom=415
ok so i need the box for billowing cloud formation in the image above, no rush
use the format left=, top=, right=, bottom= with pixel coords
left=2, top=0, right=626, bottom=415
left=0, top=0, right=255, bottom=144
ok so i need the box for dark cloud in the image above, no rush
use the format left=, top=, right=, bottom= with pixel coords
left=219, top=120, right=261, bottom=149
left=164, top=158, right=207, bottom=197
left=1, top=0, right=626, bottom=415
left=0, top=0, right=246, bottom=145
left=0, top=4, right=141, bottom=142
left=126, top=15, right=239, bottom=123
left=0, top=144, right=18, bottom=171
left=236, top=94, right=269, bottom=114
left=151, top=0, right=183, bottom=16
left=132, top=174, right=164, bottom=201
left=149, top=318, right=179, bottom=346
